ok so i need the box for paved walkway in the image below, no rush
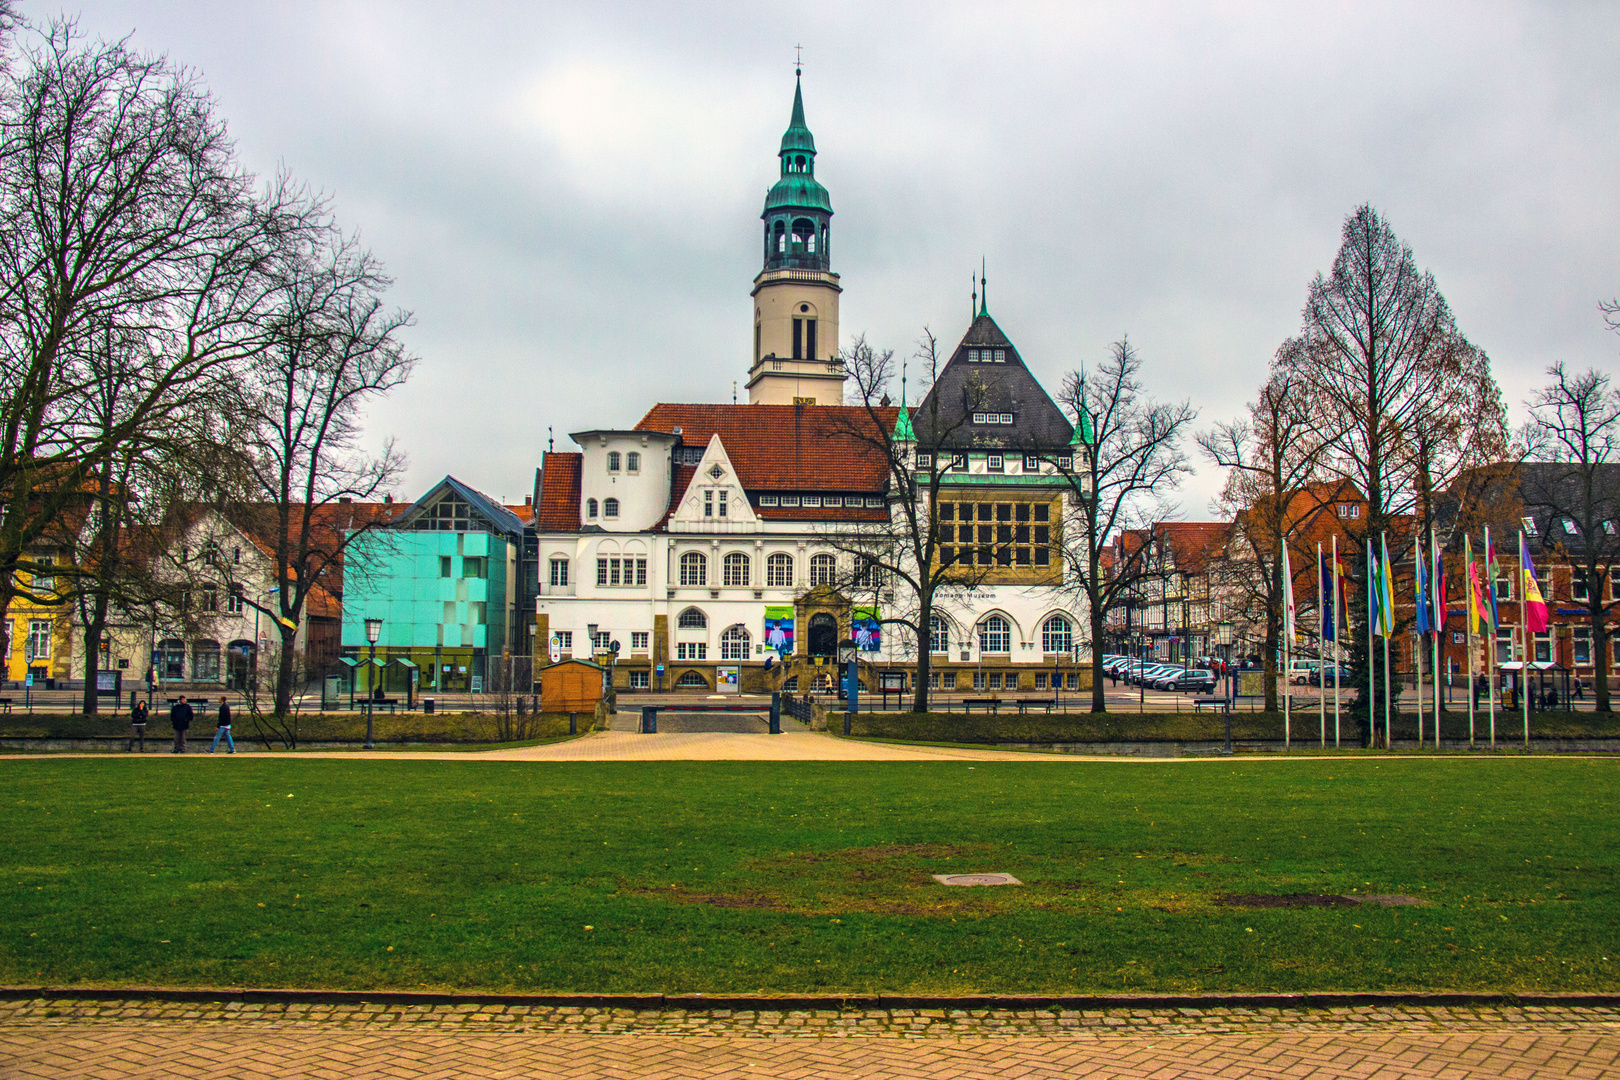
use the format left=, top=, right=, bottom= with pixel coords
left=2, top=999, right=1617, bottom=1077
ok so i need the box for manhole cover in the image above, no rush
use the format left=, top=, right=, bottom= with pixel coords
left=932, top=873, right=1022, bottom=887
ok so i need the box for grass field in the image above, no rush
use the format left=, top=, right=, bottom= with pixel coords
left=1, top=758, right=1616, bottom=995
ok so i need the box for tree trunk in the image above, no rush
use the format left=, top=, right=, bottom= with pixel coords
left=1090, top=602, right=1107, bottom=713
left=1595, top=619, right=1612, bottom=714
left=1264, top=561, right=1280, bottom=712
left=79, top=597, right=109, bottom=716
left=274, top=624, right=298, bottom=717
left=912, top=595, right=932, bottom=713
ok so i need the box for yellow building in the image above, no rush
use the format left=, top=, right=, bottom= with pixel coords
left=6, top=555, right=75, bottom=685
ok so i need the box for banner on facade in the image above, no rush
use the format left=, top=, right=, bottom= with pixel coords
left=763, top=606, right=795, bottom=657
left=852, top=606, right=882, bottom=652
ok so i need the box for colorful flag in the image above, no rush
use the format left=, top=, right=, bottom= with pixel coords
left=1465, top=536, right=1487, bottom=634
left=1520, top=532, right=1549, bottom=633
left=1332, top=537, right=1348, bottom=633
left=1432, top=531, right=1448, bottom=630
left=1368, top=538, right=1382, bottom=637
left=1282, top=543, right=1297, bottom=644
left=1415, top=539, right=1432, bottom=635
left=1319, top=549, right=1335, bottom=642
left=1378, top=534, right=1396, bottom=637
left=1485, top=525, right=1500, bottom=630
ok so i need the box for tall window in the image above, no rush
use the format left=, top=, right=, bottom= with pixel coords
left=193, top=640, right=221, bottom=681
left=979, top=615, right=1011, bottom=653
left=627, top=452, right=641, bottom=473
left=1042, top=614, right=1073, bottom=654
left=1572, top=568, right=1589, bottom=601
left=929, top=615, right=950, bottom=654
left=810, top=553, right=836, bottom=585
left=677, top=607, right=707, bottom=630
left=586, top=498, right=598, bottom=519
left=723, top=552, right=750, bottom=586
left=549, top=558, right=569, bottom=587
left=720, top=625, right=751, bottom=660
left=603, top=498, right=619, bottom=518
left=766, top=553, right=793, bottom=586
left=156, top=637, right=184, bottom=680
left=607, top=451, right=621, bottom=471
left=31, top=555, right=54, bottom=592
left=226, top=588, right=244, bottom=614
left=1574, top=628, right=1591, bottom=665
left=680, top=552, right=706, bottom=586
left=26, top=619, right=52, bottom=661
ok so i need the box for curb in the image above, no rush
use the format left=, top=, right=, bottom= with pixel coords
left=4, top=986, right=1620, bottom=1012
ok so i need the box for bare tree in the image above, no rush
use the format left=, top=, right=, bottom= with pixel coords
left=819, top=331, right=999, bottom=712
left=228, top=223, right=414, bottom=720
left=1199, top=363, right=1325, bottom=710
left=1052, top=338, right=1196, bottom=712
left=1278, top=205, right=1500, bottom=723
left=0, top=21, right=296, bottom=657
left=1522, top=361, right=1620, bottom=713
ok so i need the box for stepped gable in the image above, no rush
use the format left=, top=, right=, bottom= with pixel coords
left=911, top=313, right=1074, bottom=451
left=634, top=403, right=897, bottom=491
left=536, top=452, right=583, bottom=531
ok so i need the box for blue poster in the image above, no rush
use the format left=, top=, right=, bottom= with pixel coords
left=763, top=605, right=795, bottom=658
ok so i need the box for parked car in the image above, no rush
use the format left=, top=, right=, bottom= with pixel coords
left=1151, top=666, right=1188, bottom=689
left=1310, top=664, right=1347, bottom=687
left=1137, top=664, right=1177, bottom=686
left=1289, top=660, right=1321, bottom=685
left=1171, top=669, right=1218, bottom=694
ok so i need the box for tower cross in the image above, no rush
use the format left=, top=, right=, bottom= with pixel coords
left=795, top=44, right=802, bottom=73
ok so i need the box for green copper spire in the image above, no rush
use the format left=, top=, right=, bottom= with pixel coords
left=979, top=258, right=988, bottom=317
left=1072, top=367, right=1096, bottom=445
left=780, top=71, right=816, bottom=154
left=763, top=70, right=832, bottom=268
left=893, top=361, right=916, bottom=442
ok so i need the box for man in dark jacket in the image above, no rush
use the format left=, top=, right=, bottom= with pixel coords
left=209, top=699, right=235, bottom=754
left=170, top=695, right=193, bottom=754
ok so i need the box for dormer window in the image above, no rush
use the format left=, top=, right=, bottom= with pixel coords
left=1337, top=503, right=1361, bottom=519
left=987, top=454, right=1004, bottom=473
left=1023, top=455, right=1039, bottom=471
left=1522, top=516, right=1538, bottom=535
left=1562, top=518, right=1579, bottom=534
left=993, top=349, right=1006, bottom=362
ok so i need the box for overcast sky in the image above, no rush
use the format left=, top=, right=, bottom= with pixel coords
left=29, top=1, right=1620, bottom=516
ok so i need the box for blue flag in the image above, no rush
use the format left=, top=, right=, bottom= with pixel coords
left=1415, top=544, right=1432, bottom=635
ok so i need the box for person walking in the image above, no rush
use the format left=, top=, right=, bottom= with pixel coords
left=128, top=698, right=149, bottom=753
left=209, top=698, right=235, bottom=754
left=169, top=695, right=193, bottom=754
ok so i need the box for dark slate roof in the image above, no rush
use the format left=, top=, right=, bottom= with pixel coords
left=911, top=313, right=1074, bottom=451
left=1517, top=462, right=1620, bottom=556
left=393, top=476, right=529, bottom=540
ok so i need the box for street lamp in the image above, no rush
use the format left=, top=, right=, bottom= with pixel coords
left=364, top=616, right=382, bottom=750
left=1218, top=620, right=1235, bottom=754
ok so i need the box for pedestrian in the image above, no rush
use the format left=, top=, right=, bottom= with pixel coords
left=128, top=698, right=149, bottom=753
left=170, top=695, right=193, bottom=754
left=1574, top=677, right=1585, bottom=701
left=209, top=698, right=235, bottom=754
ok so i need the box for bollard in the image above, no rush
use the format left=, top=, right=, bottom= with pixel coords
left=640, top=705, right=658, bottom=734
left=769, top=691, right=781, bottom=735
left=569, top=712, right=577, bottom=735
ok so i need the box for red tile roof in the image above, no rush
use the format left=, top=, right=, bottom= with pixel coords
left=537, top=453, right=583, bottom=531
left=1151, top=521, right=1232, bottom=575
left=635, top=403, right=898, bottom=492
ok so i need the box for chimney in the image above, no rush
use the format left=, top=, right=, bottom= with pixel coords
left=524, top=495, right=533, bottom=506
left=338, top=497, right=352, bottom=504
left=384, top=494, right=393, bottom=505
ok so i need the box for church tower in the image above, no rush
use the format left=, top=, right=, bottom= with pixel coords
left=745, top=71, right=845, bottom=405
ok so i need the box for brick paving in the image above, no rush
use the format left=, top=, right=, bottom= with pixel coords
left=2, top=998, right=1617, bottom=1077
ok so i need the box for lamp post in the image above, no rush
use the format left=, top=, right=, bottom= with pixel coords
left=1219, top=620, right=1235, bottom=754
left=364, top=617, right=382, bottom=750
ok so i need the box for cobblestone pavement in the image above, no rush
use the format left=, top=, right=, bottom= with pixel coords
left=3, top=998, right=1617, bottom=1078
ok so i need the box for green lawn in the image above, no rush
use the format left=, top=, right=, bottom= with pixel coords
left=1, top=758, right=1616, bottom=995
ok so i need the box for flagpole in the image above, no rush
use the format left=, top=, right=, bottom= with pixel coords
left=1486, top=525, right=1497, bottom=749
left=1381, top=532, right=1392, bottom=750
left=1318, top=541, right=1325, bottom=747
left=1520, top=531, right=1530, bottom=750
left=1465, top=534, right=1476, bottom=750
left=1368, top=538, right=1377, bottom=749
left=1415, top=533, right=1425, bottom=749
left=1432, top=528, right=1443, bottom=749
left=1282, top=542, right=1292, bottom=752
left=1332, top=535, right=1341, bottom=748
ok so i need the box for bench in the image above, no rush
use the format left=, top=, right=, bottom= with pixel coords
left=365, top=698, right=399, bottom=714
left=1192, top=697, right=1229, bottom=713
left=960, top=697, right=1000, bottom=714
left=1015, top=697, right=1059, bottom=715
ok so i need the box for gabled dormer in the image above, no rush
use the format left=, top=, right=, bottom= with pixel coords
left=669, top=435, right=760, bottom=533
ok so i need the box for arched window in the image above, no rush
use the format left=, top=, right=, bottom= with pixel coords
left=676, top=670, right=709, bottom=689
left=627, top=452, right=640, bottom=473
left=774, top=220, right=786, bottom=253
left=586, top=498, right=598, bottom=519
left=929, top=615, right=950, bottom=654
left=1042, top=615, right=1073, bottom=654
left=677, top=607, right=707, bottom=630
left=979, top=615, right=1011, bottom=654
left=791, top=218, right=815, bottom=254
left=549, top=557, right=569, bottom=587
left=766, top=553, right=793, bottom=587
left=156, top=638, right=185, bottom=681
left=607, top=451, right=621, bottom=472
left=192, top=639, right=221, bottom=681
left=720, top=625, right=751, bottom=660
left=810, top=553, right=836, bottom=585
left=679, top=552, right=706, bottom=586
left=604, top=498, right=619, bottom=518
left=723, top=552, right=750, bottom=587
